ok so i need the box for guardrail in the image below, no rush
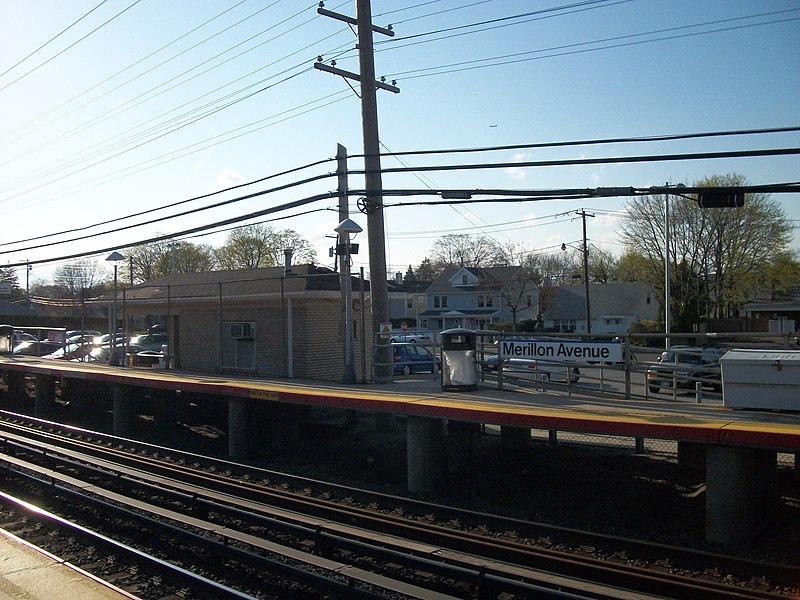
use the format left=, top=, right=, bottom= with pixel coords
left=473, top=330, right=800, bottom=402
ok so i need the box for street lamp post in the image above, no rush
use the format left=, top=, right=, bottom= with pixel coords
left=106, top=251, right=125, bottom=365
left=335, top=219, right=363, bottom=384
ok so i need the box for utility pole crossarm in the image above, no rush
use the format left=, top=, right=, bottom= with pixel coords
left=317, top=6, right=394, bottom=37
left=313, top=62, right=400, bottom=93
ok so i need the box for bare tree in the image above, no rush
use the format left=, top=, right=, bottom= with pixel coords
left=53, top=259, right=109, bottom=298
left=126, top=239, right=216, bottom=284
left=430, top=234, right=501, bottom=269
left=490, top=243, right=573, bottom=330
left=215, top=224, right=316, bottom=270
left=619, top=173, right=792, bottom=326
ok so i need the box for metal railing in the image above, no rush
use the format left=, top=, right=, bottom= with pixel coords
left=473, top=330, right=800, bottom=403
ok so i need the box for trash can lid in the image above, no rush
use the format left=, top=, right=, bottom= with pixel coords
left=440, top=328, right=475, bottom=336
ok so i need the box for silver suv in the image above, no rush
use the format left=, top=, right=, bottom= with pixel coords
left=646, top=346, right=726, bottom=394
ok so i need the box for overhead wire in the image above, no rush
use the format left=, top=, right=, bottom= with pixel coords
left=0, top=0, right=111, bottom=80
left=383, top=10, right=800, bottom=79
left=0, top=0, right=146, bottom=94
left=0, top=0, right=254, bottom=146
left=0, top=156, right=337, bottom=248
left=0, top=3, right=336, bottom=186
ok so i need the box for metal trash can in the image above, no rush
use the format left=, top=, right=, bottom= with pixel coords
left=0, top=324, right=13, bottom=354
left=441, top=328, right=477, bottom=391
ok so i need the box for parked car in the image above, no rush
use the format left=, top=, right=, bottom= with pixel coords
left=646, top=346, right=727, bottom=393
left=13, top=331, right=38, bottom=344
left=93, top=333, right=126, bottom=346
left=481, top=354, right=580, bottom=383
left=65, top=329, right=101, bottom=340
left=127, top=333, right=168, bottom=354
left=42, top=343, right=97, bottom=361
left=12, top=340, right=62, bottom=356
left=390, top=332, right=431, bottom=344
left=392, top=342, right=438, bottom=375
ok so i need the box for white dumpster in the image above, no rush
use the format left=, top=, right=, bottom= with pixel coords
left=720, top=349, right=800, bottom=410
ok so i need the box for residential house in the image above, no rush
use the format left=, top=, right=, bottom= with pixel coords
left=387, top=272, right=432, bottom=330
left=93, top=264, right=372, bottom=382
left=741, top=293, right=800, bottom=333
left=419, top=266, right=538, bottom=332
left=542, top=282, right=657, bottom=335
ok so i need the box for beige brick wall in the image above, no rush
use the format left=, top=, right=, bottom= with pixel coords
left=173, top=295, right=373, bottom=382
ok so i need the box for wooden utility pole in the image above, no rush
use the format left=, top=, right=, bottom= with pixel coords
left=316, top=1, right=398, bottom=382
left=577, top=209, right=594, bottom=334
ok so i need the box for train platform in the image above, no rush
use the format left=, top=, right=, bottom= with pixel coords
left=0, top=528, right=137, bottom=600
left=1, top=354, right=799, bottom=547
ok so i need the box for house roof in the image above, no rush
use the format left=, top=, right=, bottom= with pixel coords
left=543, top=283, right=654, bottom=320
left=0, top=299, right=41, bottom=317
left=425, top=266, right=522, bottom=293
left=419, top=308, right=499, bottom=318
left=93, top=264, right=368, bottom=304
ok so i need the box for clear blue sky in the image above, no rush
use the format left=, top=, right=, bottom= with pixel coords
left=1, top=0, right=798, bottom=285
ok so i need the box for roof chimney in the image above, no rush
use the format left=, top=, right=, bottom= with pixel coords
left=284, top=248, right=294, bottom=274
left=395, top=272, right=403, bottom=285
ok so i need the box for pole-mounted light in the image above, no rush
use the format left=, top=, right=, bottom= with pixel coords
left=335, top=219, right=363, bottom=383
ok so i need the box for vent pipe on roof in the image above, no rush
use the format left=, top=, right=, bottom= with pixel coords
left=284, top=248, right=294, bottom=275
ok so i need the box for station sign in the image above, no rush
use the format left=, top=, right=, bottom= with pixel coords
left=499, top=339, right=623, bottom=363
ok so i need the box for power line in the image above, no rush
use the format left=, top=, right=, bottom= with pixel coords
left=0, top=0, right=146, bottom=94
left=359, top=147, right=800, bottom=177
left=382, top=10, right=800, bottom=80
left=0, top=0, right=111, bottom=80
left=0, top=0, right=253, bottom=145
left=0, top=157, right=336, bottom=248
left=2, top=188, right=340, bottom=269
left=0, top=170, right=337, bottom=258
left=359, top=126, right=800, bottom=160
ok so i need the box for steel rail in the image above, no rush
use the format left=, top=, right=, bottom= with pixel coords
left=0, top=422, right=794, bottom=599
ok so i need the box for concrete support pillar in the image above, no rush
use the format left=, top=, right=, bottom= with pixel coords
left=500, top=425, right=530, bottom=449
left=5, top=372, right=27, bottom=408
left=270, top=402, right=301, bottom=452
left=407, top=415, right=446, bottom=495
left=678, top=441, right=707, bottom=472
left=113, top=384, right=138, bottom=436
left=375, top=412, right=396, bottom=432
left=706, top=445, right=777, bottom=547
left=153, top=389, right=180, bottom=435
left=447, top=420, right=481, bottom=480
left=345, top=409, right=360, bottom=429
left=34, top=374, right=57, bottom=418
left=228, top=396, right=251, bottom=459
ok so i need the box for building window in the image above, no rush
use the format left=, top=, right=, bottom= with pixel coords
left=462, top=274, right=468, bottom=285
left=553, top=319, right=576, bottom=333
left=407, top=297, right=413, bottom=309
left=477, top=294, right=494, bottom=308
left=526, top=295, right=532, bottom=307
left=434, top=295, right=448, bottom=308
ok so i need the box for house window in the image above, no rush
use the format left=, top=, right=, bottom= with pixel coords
left=434, top=295, right=448, bottom=308
left=553, top=319, right=576, bottom=333
left=462, top=274, right=468, bottom=285
left=406, top=297, right=413, bottom=309
left=526, top=295, right=532, bottom=307
left=477, top=294, right=494, bottom=308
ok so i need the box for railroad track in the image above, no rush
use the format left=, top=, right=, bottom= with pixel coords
left=0, top=411, right=797, bottom=599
